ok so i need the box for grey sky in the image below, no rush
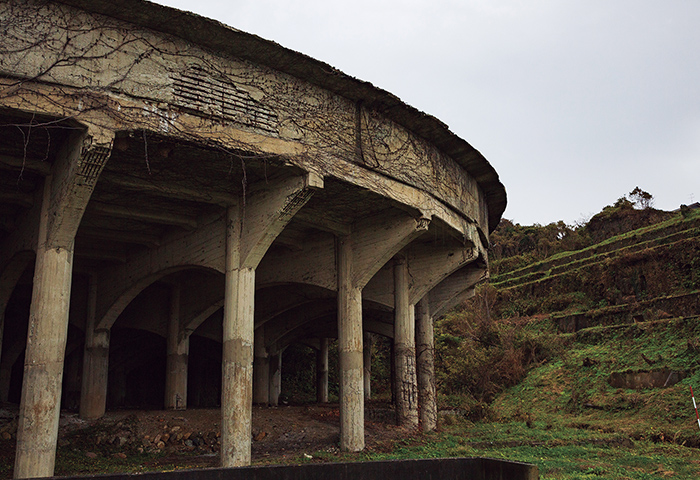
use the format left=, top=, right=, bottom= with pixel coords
left=152, top=0, right=700, bottom=226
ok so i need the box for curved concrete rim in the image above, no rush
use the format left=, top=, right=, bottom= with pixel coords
left=57, top=0, right=507, bottom=232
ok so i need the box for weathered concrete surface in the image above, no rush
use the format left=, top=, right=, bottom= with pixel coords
left=337, top=236, right=365, bottom=452
left=394, top=256, right=419, bottom=427
left=363, top=332, right=372, bottom=400
left=317, top=338, right=329, bottom=403
left=0, top=0, right=506, bottom=476
left=416, top=298, right=437, bottom=432
left=48, top=457, right=539, bottom=480
left=165, top=284, right=188, bottom=410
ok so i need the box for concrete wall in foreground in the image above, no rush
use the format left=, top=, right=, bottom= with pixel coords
left=52, top=457, right=539, bottom=480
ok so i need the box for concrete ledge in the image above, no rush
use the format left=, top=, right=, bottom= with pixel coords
left=49, top=457, right=538, bottom=480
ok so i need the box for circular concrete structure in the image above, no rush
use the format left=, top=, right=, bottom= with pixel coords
left=0, top=0, right=506, bottom=476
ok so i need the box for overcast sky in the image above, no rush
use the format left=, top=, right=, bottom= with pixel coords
left=152, top=0, right=699, bottom=226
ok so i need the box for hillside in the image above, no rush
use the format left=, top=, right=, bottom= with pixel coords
left=430, top=202, right=700, bottom=478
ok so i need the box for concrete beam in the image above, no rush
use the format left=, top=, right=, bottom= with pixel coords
left=294, top=210, right=351, bottom=236
left=88, top=203, right=199, bottom=230
left=102, top=172, right=237, bottom=206
left=351, top=214, right=430, bottom=289
left=45, top=128, right=113, bottom=248
left=363, top=242, right=476, bottom=310
left=78, top=227, right=162, bottom=248
left=407, top=243, right=477, bottom=305
left=240, top=172, right=322, bottom=269
left=428, top=264, right=487, bottom=320
left=0, top=155, right=51, bottom=176
left=256, top=234, right=336, bottom=291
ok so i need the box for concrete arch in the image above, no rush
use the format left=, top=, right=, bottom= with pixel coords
left=97, top=264, right=221, bottom=331
left=268, top=306, right=395, bottom=355
left=255, top=283, right=336, bottom=328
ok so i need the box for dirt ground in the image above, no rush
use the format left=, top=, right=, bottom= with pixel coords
left=0, top=401, right=414, bottom=473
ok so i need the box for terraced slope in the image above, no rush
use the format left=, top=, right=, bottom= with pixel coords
left=491, top=209, right=700, bottom=329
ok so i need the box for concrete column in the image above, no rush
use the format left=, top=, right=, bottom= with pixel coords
left=0, top=367, right=10, bottom=402
left=363, top=332, right=372, bottom=400
left=15, top=180, right=74, bottom=479
left=268, top=352, right=282, bottom=406
left=416, top=297, right=437, bottom=431
left=221, top=204, right=255, bottom=468
left=80, top=277, right=109, bottom=419
left=63, top=349, right=82, bottom=410
left=15, top=244, right=74, bottom=476
left=394, top=256, right=418, bottom=427
left=253, top=328, right=270, bottom=405
left=165, top=284, right=188, bottom=410
left=316, top=338, right=329, bottom=403
left=109, top=367, right=126, bottom=407
left=390, top=343, right=396, bottom=406
left=337, top=236, right=364, bottom=452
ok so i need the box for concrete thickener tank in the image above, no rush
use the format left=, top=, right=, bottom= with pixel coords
left=0, top=0, right=506, bottom=477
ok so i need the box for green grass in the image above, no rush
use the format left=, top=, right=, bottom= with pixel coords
left=303, top=420, right=700, bottom=480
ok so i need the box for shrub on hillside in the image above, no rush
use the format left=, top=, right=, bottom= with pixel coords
left=435, top=285, right=562, bottom=419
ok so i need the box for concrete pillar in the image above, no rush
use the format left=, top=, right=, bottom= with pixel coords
left=165, top=284, right=188, bottom=410
left=109, top=367, right=126, bottom=407
left=363, top=332, right=372, bottom=400
left=337, top=236, right=364, bottom=452
left=416, top=297, right=437, bottom=431
left=14, top=181, right=74, bottom=479
left=316, top=338, right=329, bottom=403
left=268, top=352, right=281, bottom=406
left=390, top=342, right=396, bottom=406
left=14, top=245, right=72, bottom=472
left=221, top=204, right=255, bottom=468
left=253, top=328, right=270, bottom=405
left=0, top=366, right=10, bottom=403
left=219, top=175, right=318, bottom=467
left=394, top=255, right=418, bottom=427
left=80, top=277, right=109, bottom=420
left=63, top=349, right=82, bottom=410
